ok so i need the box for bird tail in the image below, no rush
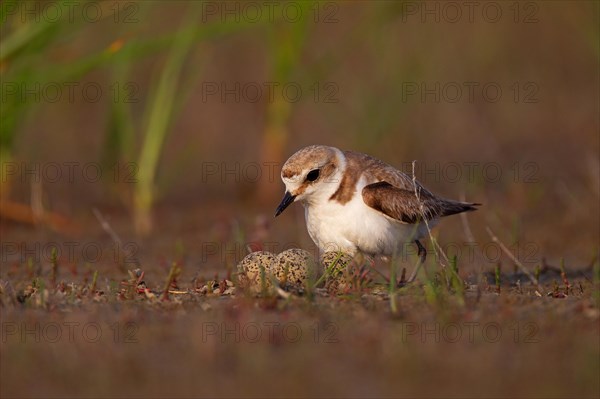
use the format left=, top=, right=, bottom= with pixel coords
left=440, top=200, right=481, bottom=217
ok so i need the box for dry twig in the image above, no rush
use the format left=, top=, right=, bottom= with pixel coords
left=408, top=161, right=450, bottom=284
left=485, top=226, right=542, bottom=292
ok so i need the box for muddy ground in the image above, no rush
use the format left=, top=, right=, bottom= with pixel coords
left=1, top=209, right=598, bottom=399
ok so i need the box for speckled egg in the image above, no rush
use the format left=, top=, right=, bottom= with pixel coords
left=320, top=251, right=354, bottom=294
left=237, top=251, right=277, bottom=292
left=274, top=248, right=315, bottom=290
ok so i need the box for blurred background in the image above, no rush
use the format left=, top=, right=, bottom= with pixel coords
left=1, top=2, right=599, bottom=399
left=1, top=0, right=598, bottom=273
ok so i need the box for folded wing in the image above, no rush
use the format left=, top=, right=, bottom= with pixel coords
left=362, top=181, right=479, bottom=224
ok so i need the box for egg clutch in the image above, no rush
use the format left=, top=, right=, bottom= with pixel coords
left=237, top=249, right=357, bottom=295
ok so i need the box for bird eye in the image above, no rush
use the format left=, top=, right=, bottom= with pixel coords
left=306, top=169, right=320, bottom=182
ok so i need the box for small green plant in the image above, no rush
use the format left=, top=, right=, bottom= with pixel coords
left=26, top=256, right=35, bottom=279
left=33, top=277, right=46, bottom=308
left=389, top=257, right=399, bottom=314
left=559, top=258, right=571, bottom=295
left=495, top=264, right=501, bottom=294
left=552, top=280, right=560, bottom=297
left=592, top=259, right=599, bottom=307
left=448, top=255, right=465, bottom=306
left=50, top=246, right=58, bottom=285
left=162, top=263, right=181, bottom=300
left=311, top=252, right=344, bottom=289
left=259, top=263, right=268, bottom=296
left=90, top=270, right=99, bottom=295
left=423, top=273, right=443, bottom=309
left=534, top=264, right=541, bottom=283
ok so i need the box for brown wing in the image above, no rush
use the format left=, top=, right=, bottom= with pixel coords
left=331, top=151, right=426, bottom=205
left=330, top=150, right=479, bottom=222
left=362, top=181, right=478, bottom=224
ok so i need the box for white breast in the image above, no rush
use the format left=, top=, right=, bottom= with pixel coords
left=304, top=177, right=428, bottom=256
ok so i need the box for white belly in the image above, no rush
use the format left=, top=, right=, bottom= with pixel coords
left=304, top=193, right=431, bottom=256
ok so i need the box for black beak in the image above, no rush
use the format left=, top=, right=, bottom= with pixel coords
left=275, top=191, right=296, bottom=217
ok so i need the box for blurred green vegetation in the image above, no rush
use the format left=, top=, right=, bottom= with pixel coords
left=1, top=0, right=318, bottom=233
left=0, top=1, right=598, bottom=259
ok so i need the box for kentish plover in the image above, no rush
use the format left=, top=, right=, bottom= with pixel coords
left=275, top=145, right=479, bottom=270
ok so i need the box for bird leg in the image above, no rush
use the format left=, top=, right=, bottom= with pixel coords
left=407, top=240, right=427, bottom=283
